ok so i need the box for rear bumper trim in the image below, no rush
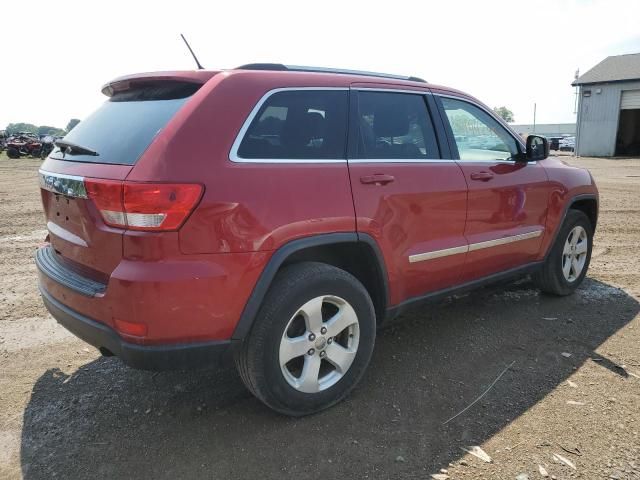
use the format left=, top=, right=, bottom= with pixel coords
left=39, top=285, right=231, bottom=371
left=36, top=245, right=106, bottom=297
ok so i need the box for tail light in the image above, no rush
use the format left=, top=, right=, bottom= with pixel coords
left=84, top=179, right=203, bottom=231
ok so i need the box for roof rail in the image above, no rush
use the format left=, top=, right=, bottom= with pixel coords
left=235, top=63, right=427, bottom=83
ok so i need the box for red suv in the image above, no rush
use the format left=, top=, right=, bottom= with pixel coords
left=36, top=65, right=598, bottom=415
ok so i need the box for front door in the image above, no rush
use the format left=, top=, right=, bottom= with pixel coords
left=347, top=87, right=469, bottom=305
left=436, top=95, right=550, bottom=282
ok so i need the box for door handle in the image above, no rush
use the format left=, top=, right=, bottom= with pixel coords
left=470, top=171, right=494, bottom=181
left=360, top=174, right=395, bottom=185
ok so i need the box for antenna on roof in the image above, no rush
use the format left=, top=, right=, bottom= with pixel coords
left=180, top=34, right=204, bottom=70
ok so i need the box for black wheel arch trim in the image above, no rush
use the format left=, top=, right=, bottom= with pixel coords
left=544, top=193, right=598, bottom=261
left=231, top=232, right=389, bottom=341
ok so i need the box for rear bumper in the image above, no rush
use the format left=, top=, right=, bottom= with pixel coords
left=34, top=244, right=265, bottom=344
left=39, top=285, right=231, bottom=371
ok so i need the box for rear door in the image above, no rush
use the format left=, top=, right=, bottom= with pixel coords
left=347, top=87, right=468, bottom=305
left=435, top=94, right=550, bottom=282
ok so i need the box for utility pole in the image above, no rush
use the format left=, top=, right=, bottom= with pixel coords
left=573, top=69, right=579, bottom=114
left=533, top=103, right=537, bottom=134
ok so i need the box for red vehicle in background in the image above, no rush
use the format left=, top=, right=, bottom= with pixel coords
left=6, top=132, right=44, bottom=158
left=35, top=65, right=598, bottom=415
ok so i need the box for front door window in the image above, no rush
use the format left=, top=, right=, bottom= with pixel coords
left=441, top=97, right=519, bottom=162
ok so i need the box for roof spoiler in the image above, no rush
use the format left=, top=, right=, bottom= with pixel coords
left=101, top=71, right=217, bottom=97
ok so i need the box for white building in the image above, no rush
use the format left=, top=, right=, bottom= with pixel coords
left=573, top=53, right=640, bottom=157
left=510, top=124, right=575, bottom=138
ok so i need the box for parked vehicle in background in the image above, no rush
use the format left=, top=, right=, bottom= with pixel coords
left=5, top=132, right=43, bottom=158
left=548, top=136, right=563, bottom=151
left=35, top=65, right=599, bottom=415
left=39, top=135, right=56, bottom=159
left=560, top=136, right=576, bottom=152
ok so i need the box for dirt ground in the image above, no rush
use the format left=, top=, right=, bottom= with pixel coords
left=0, top=153, right=639, bottom=480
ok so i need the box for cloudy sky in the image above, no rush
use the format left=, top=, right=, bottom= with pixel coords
left=2, top=0, right=639, bottom=129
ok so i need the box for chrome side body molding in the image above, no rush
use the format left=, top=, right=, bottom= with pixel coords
left=408, top=230, right=544, bottom=263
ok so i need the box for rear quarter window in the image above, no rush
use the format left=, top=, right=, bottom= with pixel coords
left=235, top=90, right=348, bottom=160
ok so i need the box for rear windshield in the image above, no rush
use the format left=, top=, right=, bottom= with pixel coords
left=50, top=82, right=200, bottom=165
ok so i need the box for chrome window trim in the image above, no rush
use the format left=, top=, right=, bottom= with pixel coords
left=229, top=87, right=349, bottom=164
left=349, top=158, right=450, bottom=164
left=229, top=87, right=435, bottom=164
left=408, top=229, right=544, bottom=263
left=228, top=87, right=526, bottom=165
left=348, top=158, right=523, bottom=164
left=39, top=169, right=87, bottom=198
left=231, top=158, right=347, bottom=164
left=459, top=159, right=535, bottom=164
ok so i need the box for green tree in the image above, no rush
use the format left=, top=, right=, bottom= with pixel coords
left=493, top=106, right=514, bottom=123
left=37, top=125, right=66, bottom=137
left=5, top=123, right=38, bottom=135
left=66, top=118, right=81, bottom=132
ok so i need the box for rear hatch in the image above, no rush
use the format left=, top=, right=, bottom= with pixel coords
left=40, top=77, right=206, bottom=279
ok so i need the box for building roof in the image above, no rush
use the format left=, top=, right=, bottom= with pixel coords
left=573, top=53, right=640, bottom=85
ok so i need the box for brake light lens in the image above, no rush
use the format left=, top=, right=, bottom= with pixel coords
left=84, top=179, right=125, bottom=226
left=84, top=179, right=203, bottom=231
left=124, top=183, right=203, bottom=230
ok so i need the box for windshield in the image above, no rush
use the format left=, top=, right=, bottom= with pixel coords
left=50, top=82, right=199, bottom=165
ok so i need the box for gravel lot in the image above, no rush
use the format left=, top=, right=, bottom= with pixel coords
left=0, top=154, right=638, bottom=479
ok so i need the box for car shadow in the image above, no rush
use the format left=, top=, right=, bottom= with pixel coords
left=20, top=278, right=639, bottom=479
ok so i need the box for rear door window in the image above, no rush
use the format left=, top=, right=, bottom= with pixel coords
left=355, top=91, right=439, bottom=159
left=236, top=90, right=348, bottom=160
left=50, top=82, right=200, bottom=165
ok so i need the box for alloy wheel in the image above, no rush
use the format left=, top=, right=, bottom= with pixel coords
left=279, top=295, right=360, bottom=393
left=562, top=225, right=588, bottom=282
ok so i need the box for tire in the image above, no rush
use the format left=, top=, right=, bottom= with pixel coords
left=534, top=210, right=593, bottom=295
left=7, top=147, right=20, bottom=159
left=235, top=262, right=376, bottom=416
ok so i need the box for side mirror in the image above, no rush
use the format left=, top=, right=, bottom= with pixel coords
left=526, top=135, right=549, bottom=161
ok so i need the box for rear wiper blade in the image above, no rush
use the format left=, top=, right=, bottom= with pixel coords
left=54, top=140, right=99, bottom=156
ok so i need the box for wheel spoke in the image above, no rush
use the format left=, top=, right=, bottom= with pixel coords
left=571, top=256, right=581, bottom=277
left=325, top=342, right=356, bottom=373
left=301, top=296, right=325, bottom=332
left=575, top=240, right=588, bottom=254
left=298, top=354, right=321, bottom=392
left=563, top=241, right=572, bottom=255
left=279, top=336, right=309, bottom=366
left=562, top=256, right=572, bottom=279
left=570, top=230, right=579, bottom=246
left=325, top=304, right=358, bottom=338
